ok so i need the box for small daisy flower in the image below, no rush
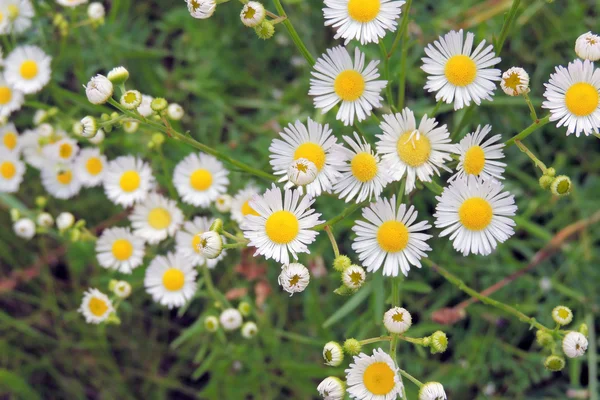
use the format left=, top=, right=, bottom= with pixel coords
left=230, top=184, right=261, bottom=224
left=175, top=217, right=227, bottom=268
left=452, top=124, right=506, bottom=181
left=377, top=108, right=454, bottom=194
left=317, top=377, right=345, bottom=400
left=240, top=1, right=265, bottom=27
left=219, top=308, right=243, bottom=331
left=309, top=46, right=387, bottom=126
left=42, top=137, right=79, bottom=163
left=0, top=123, right=21, bottom=153
left=78, top=288, right=114, bottom=324
left=0, top=76, right=24, bottom=118
left=167, top=103, right=184, bottom=120
left=562, top=332, right=588, bottom=358
left=89, top=128, right=105, bottom=145
left=13, top=218, right=35, bottom=239
left=173, top=152, right=229, bottom=207
left=122, top=120, right=139, bottom=134
left=204, top=315, right=219, bottom=332
left=56, top=212, right=75, bottom=230
left=421, top=29, right=501, bottom=110
left=4, top=45, right=52, bottom=94
left=96, top=227, right=145, bottom=274
left=242, top=185, right=323, bottom=265
left=130, top=193, right=184, bottom=244
left=552, top=306, right=573, bottom=326
left=137, top=94, right=154, bottom=117
left=2, top=0, right=33, bottom=34
left=87, top=2, right=105, bottom=20
left=501, top=67, right=530, bottom=96
left=144, top=252, right=197, bottom=309
left=85, top=74, right=113, bottom=105
left=341, top=264, right=366, bottom=290
left=74, top=147, right=107, bottom=187
left=196, top=231, right=223, bottom=259
left=20, top=129, right=47, bottom=169
left=56, top=0, right=88, bottom=7
left=80, top=116, right=98, bottom=138
left=575, top=32, right=600, bottom=62
left=542, top=59, right=600, bottom=137
left=429, top=331, right=448, bottom=354
left=278, top=262, right=310, bottom=295
left=215, top=194, right=232, bottom=212
left=103, top=155, right=155, bottom=207
left=323, top=0, right=405, bottom=45
left=0, top=150, right=25, bottom=193
left=241, top=321, right=258, bottom=338
left=36, top=212, right=54, bottom=228
left=352, top=196, right=432, bottom=277
left=120, top=90, right=142, bottom=109
left=269, top=118, right=344, bottom=197
left=41, top=162, right=82, bottom=199
left=419, top=382, right=447, bottom=400
left=107, top=66, right=129, bottom=85
left=323, top=341, right=344, bottom=367
left=113, top=281, right=132, bottom=299
left=434, top=176, right=518, bottom=256
left=187, top=0, right=216, bottom=19
left=345, top=348, right=402, bottom=400
left=383, top=306, right=412, bottom=334
left=287, top=158, right=319, bottom=187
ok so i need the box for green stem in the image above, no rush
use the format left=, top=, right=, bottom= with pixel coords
left=390, top=270, right=408, bottom=399
left=202, top=266, right=231, bottom=307
left=314, top=201, right=366, bottom=231
left=504, top=115, right=551, bottom=147
left=429, top=99, right=444, bottom=118
left=399, top=369, right=423, bottom=388
left=587, top=313, right=598, bottom=400
left=359, top=336, right=392, bottom=345
left=156, top=146, right=178, bottom=198
left=514, top=140, right=547, bottom=173
left=522, top=92, right=538, bottom=122
left=397, top=39, right=408, bottom=111
left=396, top=179, right=407, bottom=209
left=272, top=0, right=315, bottom=66
left=324, top=226, right=340, bottom=258
left=222, top=230, right=248, bottom=244
left=452, top=105, right=475, bottom=140
left=388, top=0, right=413, bottom=58
left=494, top=0, right=522, bottom=54
left=379, top=41, right=396, bottom=112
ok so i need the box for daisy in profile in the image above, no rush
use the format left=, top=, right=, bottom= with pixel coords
left=421, top=29, right=501, bottom=110
left=175, top=216, right=227, bottom=268
left=4, top=45, right=52, bottom=94
left=309, top=46, right=387, bottom=126
left=0, top=150, right=25, bottom=193
left=186, top=0, right=216, bottom=19
left=42, top=136, right=79, bottom=163
left=434, top=176, right=517, bottom=256
left=96, top=227, right=145, bottom=274
left=269, top=118, right=344, bottom=197
left=103, top=155, right=154, bottom=207
left=452, top=124, right=506, bottom=181
left=542, top=59, right=600, bottom=137
left=130, top=193, right=184, bottom=244
left=1, top=0, right=34, bottom=34
left=419, top=382, right=447, bottom=400
left=74, top=147, right=107, bottom=187
left=0, top=123, right=21, bottom=153
left=173, top=152, right=229, bottom=207
left=323, top=0, right=405, bottom=45
left=0, top=76, right=24, bottom=118
left=41, top=162, right=82, bottom=199
left=230, top=184, right=261, bottom=224
left=575, top=32, right=600, bottom=62
left=345, top=348, right=403, bottom=400
left=376, top=108, right=454, bottom=194
left=144, top=252, right=197, bottom=309
left=333, top=132, right=393, bottom=203
left=78, top=288, right=114, bottom=324
left=241, top=184, right=322, bottom=265
left=352, top=196, right=432, bottom=276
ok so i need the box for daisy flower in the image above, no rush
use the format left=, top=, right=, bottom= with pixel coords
left=129, top=193, right=184, bottom=244
left=96, top=227, right=145, bottom=274
left=383, top=306, right=412, bottom=334
left=214, top=194, right=232, bottom=212
left=345, top=348, right=403, bottom=400
left=20, top=129, right=48, bottom=169
left=552, top=305, right=573, bottom=326
left=376, top=108, right=454, bottom=194
left=241, top=321, right=258, bottom=339
left=434, top=176, right=517, bottom=256
left=542, top=59, right=600, bottom=137
left=4, top=45, right=52, bottom=94
left=500, top=67, right=530, bottom=96
left=452, top=124, right=506, bottom=181
left=575, top=32, right=600, bottom=62
left=74, top=147, right=107, bottom=187
left=353, top=196, right=432, bottom=277
left=173, top=152, right=229, bottom=207
left=220, top=308, right=243, bottom=331
left=0, top=76, right=24, bottom=118
left=317, top=377, right=345, bottom=400
left=269, top=118, right=344, bottom=197
left=144, top=252, right=197, bottom=309
left=13, top=218, right=35, bottom=239
left=421, top=29, right=501, bottom=110
left=0, top=123, right=21, bottom=153
left=278, top=262, right=310, bottom=295
left=42, top=137, right=79, bottom=163
left=562, top=332, right=588, bottom=358
left=137, top=94, right=154, bottom=117
left=323, top=0, right=405, bottom=45
left=241, top=184, right=323, bottom=265
left=175, top=216, right=227, bottom=268
left=230, top=184, right=261, bottom=224
left=333, top=132, right=393, bottom=203
left=41, top=162, right=82, bottom=199
left=103, top=155, right=154, bottom=207
left=309, top=46, right=387, bottom=126
left=113, top=281, right=132, bottom=299
left=341, top=264, right=366, bottom=290
left=323, top=341, right=344, bottom=367
left=0, top=150, right=25, bottom=193
left=186, top=0, right=216, bottom=19
left=419, top=382, right=447, bottom=400
left=78, top=288, right=114, bottom=324
left=1, top=0, right=33, bottom=34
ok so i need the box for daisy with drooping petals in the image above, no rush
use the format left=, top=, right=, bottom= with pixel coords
left=41, top=162, right=82, bottom=199
left=96, top=227, right=145, bottom=274
left=500, top=67, right=530, bottom=96
left=562, top=332, right=588, bottom=358
left=0, top=123, right=21, bottom=153
left=130, top=193, right=184, bottom=244
left=0, top=76, right=24, bottom=118
left=241, top=184, right=323, bottom=265
left=434, top=176, right=517, bottom=256
left=0, top=150, right=25, bottom=193
left=103, top=155, right=154, bottom=207
left=74, top=147, right=106, bottom=187
left=345, top=348, right=403, bottom=400
left=352, top=196, right=432, bottom=277
left=452, top=124, right=506, bottom=181
left=421, top=29, right=501, bottom=110
left=230, top=184, right=261, bottom=224
left=1, top=0, right=34, bottom=34
left=42, top=136, right=78, bottom=163
left=309, top=46, right=387, bottom=126
left=4, top=45, right=52, bottom=94
left=575, top=32, right=600, bottom=62
left=186, top=0, right=216, bottom=19
left=317, top=376, right=345, bottom=400
left=376, top=108, right=454, bottom=194
left=175, top=216, right=227, bottom=268
left=542, top=59, right=600, bottom=137
left=144, top=252, right=197, bottom=309
left=78, top=288, right=114, bottom=324
left=269, top=118, right=344, bottom=197
left=173, top=152, right=229, bottom=207
left=322, top=0, right=405, bottom=45
left=419, top=382, right=447, bottom=400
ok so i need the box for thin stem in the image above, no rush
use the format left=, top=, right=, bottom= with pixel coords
left=156, top=146, right=178, bottom=198
left=397, top=39, right=408, bottom=111
left=396, top=179, right=407, bottom=209
left=522, top=92, right=538, bottom=122
left=452, top=105, right=475, bottom=140
left=202, top=266, right=231, bottom=307
left=429, top=99, right=444, bottom=118
left=359, top=336, right=392, bottom=345
left=314, top=201, right=366, bottom=231
left=504, top=114, right=551, bottom=147
left=388, top=0, right=413, bottom=58
left=324, top=226, right=340, bottom=258
left=399, top=369, right=423, bottom=388
left=379, top=41, right=396, bottom=112
left=514, top=140, right=547, bottom=173
left=272, top=0, right=315, bottom=66
left=390, top=268, right=408, bottom=399
left=222, top=230, right=248, bottom=244
left=587, top=313, right=598, bottom=400
left=495, top=0, right=522, bottom=54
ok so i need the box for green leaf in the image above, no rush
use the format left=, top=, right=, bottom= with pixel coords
left=0, top=369, right=41, bottom=400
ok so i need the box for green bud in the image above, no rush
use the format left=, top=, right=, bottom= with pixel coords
left=536, top=330, right=554, bottom=348
left=69, top=229, right=81, bottom=242
left=151, top=98, right=168, bottom=112
left=101, top=113, right=110, bottom=122
left=334, top=285, right=354, bottom=296
left=107, top=66, right=129, bottom=85
left=204, top=316, right=219, bottom=332
left=343, top=338, right=362, bottom=356
left=152, top=132, right=165, bottom=146
left=106, top=313, right=121, bottom=325
left=539, top=175, right=553, bottom=190
left=238, top=301, right=252, bottom=317
left=551, top=175, right=572, bottom=197
left=429, top=331, right=448, bottom=354
left=108, top=279, right=118, bottom=291
left=35, top=196, right=47, bottom=209
left=10, top=208, right=20, bottom=222
left=209, top=218, right=224, bottom=233
left=579, top=323, right=589, bottom=337
left=544, top=355, right=565, bottom=372
left=333, top=255, right=352, bottom=272
left=255, top=20, right=275, bottom=40
left=74, top=219, right=86, bottom=229
left=545, top=167, right=556, bottom=178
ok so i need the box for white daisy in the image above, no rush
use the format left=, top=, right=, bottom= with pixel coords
left=2, top=0, right=33, bottom=34
left=575, top=32, right=600, bottom=62
left=452, top=124, right=506, bottom=181
left=103, top=155, right=155, bottom=207
left=352, top=196, right=432, bottom=277
left=0, top=123, right=21, bottom=153
left=74, top=147, right=106, bottom=187
left=421, top=29, right=501, bottom=110
left=129, top=193, right=184, bottom=244
left=230, top=184, right=261, bottom=224
left=419, top=382, right=447, bottom=400
left=173, top=152, right=229, bottom=207
left=219, top=308, right=243, bottom=331
left=278, top=262, right=310, bottom=295
left=137, top=94, right=154, bottom=117
left=4, top=45, right=52, bottom=94
left=13, top=217, right=35, bottom=239
left=214, top=194, right=232, bottom=212
left=144, top=252, right=197, bottom=309
left=562, top=332, right=588, bottom=358
left=383, top=306, right=412, bottom=334
left=113, top=281, right=132, bottom=299
left=500, top=67, right=530, bottom=96
left=341, top=264, right=366, bottom=290
left=309, top=46, right=387, bottom=126
left=95, top=227, right=145, bottom=274
left=78, top=288, right=114, bottom=324
left=0, top=149, right=25, bottom=193
left=85, top=74, right=113, bottom=105
left=36, top=212, right=54, bottom=228
left=41, top=162, right=82, bottom=199
left=287, top=158, right=319, bottom=187
left=0, top=76, right=24, bottom=118
left=317, top=377, right=345, bottom=400
left=323, top=0, right=405, bottom=45
left=56, top=0, right=88, bottom=7
left=175, top=216, right=227, bottom=268
left=542, top=59, right=600, bottom=137
left=241, top=184, right=323, bottom=265
left=42, top=137, right=79, bottom=163
left=552, top=306, right=573, bottom=326
left=377, top=108, right=454, bottom=194
left=186, top=0, right=216, bottom=19
left=434, top=176, right=518, bottom=256
left=241, top=321, right=258, bottom=338
left=323, top=341, right=344, bottom=367
left=345, top=348, right=403, bottom=400
left=240, top=1, right=265, bottom=27
left=56, top=212, right=75, bottom=230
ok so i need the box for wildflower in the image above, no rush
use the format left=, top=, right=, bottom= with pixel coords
left=288, top=158, right=319, bottom=187
left=333, top=255, right=352, bottom=272
left=419, top=382, right=447, bottom=400
left=113, top=281, right=132, bottom=299
left=241, top=321, right=258, bottom=338
left=167, top=103, right=184, bottom=120
left=240, top=1, right=265, bottom=27
left=254, top=20, right=275, bottom=40
left=204, top=316, right=219, bottom=332
left=3, top=0, right=34, bottom=34
left=150, top=97, right=168, bottom=112
left=343, top=338, right=362, bottom=355
left=278, top=263, right=310, bottom=295
left=41, top=162, right=82, bottom=199
left=187, top=0, right=216, bottom=19
left=551, top=175, right=572, bottom=196
left=13, top=218, right=35, bottom=239
left=42, top=137, right=79, bottom=163
left=230, top=185, right=261, bottom=224
left=383, top=307, right=412, bottom=334
left=552, top=305, right=573, bottom=326
left=122, top=120, right=139, bottom=133
left=323, top=341, right=344, bottom=367
left=89, top=128, right=105, bottom=145
left=120, top=90, right=142, bottom=109
left=215, top=194, right=232, bottom=212
left=173, top=152, right=230, bottom=207
left=137, top=94, right=154, bottom=117
left=317, top=376, right=345, bottom=400
left=345, top=348, right=403, bottom=400
left=0, top=123, right=21, bottom=153
left=575, top=32, right=600, bottom=62
left=195, top=231, right=223, bottom=259
left=78, top=288, right=114, bottom=324
left=56, top=212, right=75, bottom=230
left=452, top=124, right=506, bottom=181
left=74, top=148, right=106, bottom=187
left=0, top=77, right=24, bottom=118
left=129, top=193, right=184, bottom=245
left=85, top=74, right=114, bottom=105
left=238, top=301, right=251, bottom=316
left=103, top=155, right=155, bottom=207
left=36, top=212, right=54, bottom=228
left=219, top=308, right=243, bottom=331
left=87, top=2, right=105, bottom=21
left=563, top=332, right=588, bottom=358
left=429, top=331, right=448, bottom=354
left=96, top=227, right=145, bottom=274
left=175, top=217, right=227, bottom=268
left=341, top=264, right=366, bottom=290
left=107, top=66, right=129, bottom=85
left=536, top=330, right=554, bottom=348
left=500, top=67, right=530, bottom=96
left=144, top=252, right=198, bottom=309
left=544, top=355, right=565, bottom=371
left=0, top=151, right=25, bottom=193
left=80, top=116, right=98, bottom=138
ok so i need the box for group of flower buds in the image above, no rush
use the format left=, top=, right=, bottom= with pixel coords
left=322, top=339, right=360, bottom=368
left=239, top=2, right=275, bottom=40
left=332, top=255, right=366, bottom=295
left=539, top=167, right=572, bottom=197
left=204, top=301, right=258, bottom=339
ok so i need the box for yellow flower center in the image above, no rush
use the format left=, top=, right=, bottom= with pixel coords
left=119, top=170, right=141, bottom=192
left=362, top=362, right=396, bottom=395
left=190, top=168, right=213, bottom=191
left=7, top=4, right=19, bottom=19
left=565, top=82, right=599, bottom=117
left=243, top=6, right=256, bottom=19
left=19, top=60, right=39, bottom=80
left=392, top=312, right=404, bottom=322
left=444, top=55, right=477, bottom=87
left=241, top=199, right=260, bottom=216
left=463, top=145, right=486, bottom=175
left=0, top=161, right=16, bottom=179
left=459, top=197, right=493, bottom=231
left=162, top=268, right=185, bottom=291
left=289, top=274, right=301, bottom=287
left=377, top=221, right=409, bottom=253
left=351, top=152, right=378, bottom=182
left=85, top=157, right=103, bottom=175
left=557, top=308, right=570, bottom=320
left=347, top=0, right=381, bottom=23
left=57, top=170, right=72, bottom=185
left=111, top=239, right=133, bottom=261
left=348, top=271, right=363, bottom=285
left=3, top=132, right=17, bottom=150
left=88, top=297, right=109, bottom=317
left=334, top=70, right=366, bottom=101
left=555, top=179, right=570, bottom=195
left=396, top=132, right=431, bottom=167
left=147, top=207, right=172, bottom=230
left=294, top=142, right=326, bottom=171
left=503, top=72, right=521, bottom=91
left=265, top=210, right=299, bottom=244
left=59, top=143, right=73, bottom=159
left=0, top=86, right=12, bottom=105
left=124, top=91, right=137, bottom=104
left=191, top=233, right=204, bottom=253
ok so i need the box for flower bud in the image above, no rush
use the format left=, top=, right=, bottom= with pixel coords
left=123, top=120, right=139, bottom=134
left=545, top=167, right=556, bottom=177
left=35, top=196, right=47, bottom=208
left=288, top=158, right=318, bottom=186
left=80, top=116, right=98, bottom=138
left=238, top=301, right=251, bottom=317
left=10, top=208, right=20, bottom=222
left=56, top=212, right=75, bottom=231
left=343, top=338, right=361, bottom=356
left=575, top=32, right=600, bottom=62
left=187, top=0, right=216, bottom=19
left=13, top=218, right=35, bottom=240
left=36, top=212, right=54, bottom=228
left=219, top=308, right=243, bottom=331
left=240, top=1, right=265, bottom=28
left=113, top=281, right=132, bottom=299
left=89, top=129, right=105, bottom=145
left=167, top=103, right=184, bottom=120
left=107, top=66, right=129, bottom=85
left=317, top=377, right=345, bottom=400
left=215, top=194, right=232, bottom=213
left=255, top=20, right=275, bottom=40
left=551, top=175, right=572, bottom=196
left=579, top=323, right=589, bottom=337
left=88, top=2, right=106, bottom=21
left=204, top=316, right=219, bottom=332
left=85, top=75, right=113, bottom=105
left=341, top=264, right=366, bottom=290
left=151, top=132, right=165, bottom=146
left=209, top=218, right=223, bottom=233
left=539, top=175, right=553, bottom=190
left=544, top=355, right=565, bottom=371
left=500, top=67, right=530, bottom=96
left=429, top=331, right=448, bottom=354
left=562, top=332, right=588, bottom=358
left=536, top=330, right=554, bottom=348
left=196, top=231, right=223, bottom=259
left=333, top=255, right=352, bottom=272
left=278, top=263, right=310, bottom=296
left=241, top=321, right=258, bottom=339
left=383, top=307, right=412, bottom=334
left=120, top=90, right=142, bottom=109
left=552, top=305, right=573, bottom=326
left=323, top=341, right=344, bottom=367
left=151, top=98, right=168, bottom=112
left=419, top=382, right=447, bottom=400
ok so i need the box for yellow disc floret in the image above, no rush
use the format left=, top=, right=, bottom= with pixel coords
left=86, top=157, right=103, bottom=175
left=351, top=152, right=378, bottom=182
left=147, top=208, right=172, bottom=230
left=265, top=210, right=299, bottom=244
left=444, top=55, right=477, bottom=87
left=294, top=142, right=326, bottom=170
left=162, top=268, right=185, bottom=291
left=362, top=362, right=396, bottom=395
left=377, top=221, right=409, bottom=253
left=111, top=239, right=133, bottom=261
left=459, top=197, right=493, bottom=231
left=119, top=170, right=141, bottom=192
left=347, top=0, right=381, bottom=23
left=190, top=169, right=213, bottom=191
left=20, top=60, right=39, bottom=80
left=0, top=161, right=16, bottom=179
left=565, top=82, right=599, bottom=117
left=334, top=70, right=366, bottom=102
left=463, top=145, right=486, bottom=175
left=88, top=297, right=109, bottom=317
left=396, top=132, right=431, bottom=167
